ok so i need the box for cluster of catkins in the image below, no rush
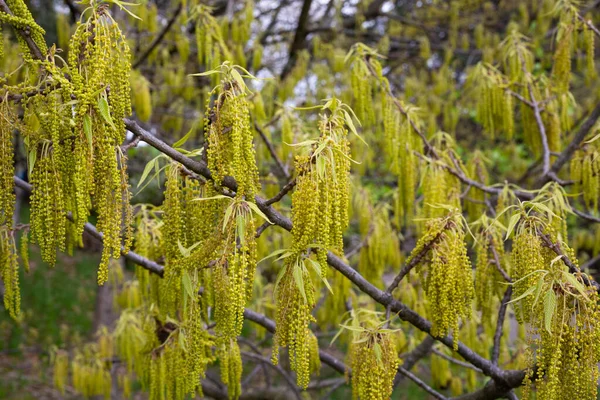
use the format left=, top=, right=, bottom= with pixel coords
left=272, top=101, right=352, bottom=388
left=0, top=4, right=134, bottom=320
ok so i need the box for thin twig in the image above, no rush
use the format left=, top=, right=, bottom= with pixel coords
left=386, top=227, right=445, bottom=294
left=265, top=178, right=296, bottom=206
left=13, top=176, right=165, bottom=277
left=132, top=3, right=183, bottom=69
left=254, top=122, right=290, bottom=180
left=538, top=231, right=600, bottom=292
left=431, top=348, right=483, bottom=373
left=0, top=0, right=45, bottom=60
left=240, top=351, right=302, bottom=400
left=489, top=242, right=512, bottom=283
left=492, top=287, right=512, bottom=365
left=397, top=367, right=448, bottom=400
left=578, top=14, right=600, bottom=38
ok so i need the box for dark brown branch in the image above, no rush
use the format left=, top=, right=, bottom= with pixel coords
left=386, top=227, right=446, bottom=294
left=280, top=0, right=314, bottom=79
left=578, top=14, right=600, bottom=38
left=0, top=0, right=45, bottom=60
left=254, top=123, right=290, bottom=180
left=265, top=178, right=296, bottom=206
left=132, top=3, right=183, bottom=69
left=431, top=348, right=483, bottom=373
left=13, top=176, right=165, bottom=277
left=491, top=287, right=512, bottom=365
left=239, top=351, right=302, bottom=400
left=398, top=367, right=447, bottom=400
left=548, top=102, right=600, bottom=176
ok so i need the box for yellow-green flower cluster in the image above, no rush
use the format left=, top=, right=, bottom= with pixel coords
left=0, top=0, right=47, bottom=60
left=350, top=328, right=400, bottom=400
left=571, top=148, right=600, bottom=213
left=218, top=339, right=243, bottom=400
left=466, top=63, right=514, bottom=139
left=358, top=205, right=401, bottom=288
left=414, top=215, right=474, bottom=347
left=0, top=100, right=20, bottom=320
left=272, top=258, right=317, bottom=389
left=206, top=83, right=260, bottom=199
left=511, top=226, right=546, bottom=323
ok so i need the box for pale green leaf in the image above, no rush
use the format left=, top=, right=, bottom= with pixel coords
left=507, top=284, right=537, bottom=304
left=28, top=150, right=36, bottom=177
left=293, top=262, right=307, bottom=304
left=505, top=213, right=521, bottom=240
left=97, top=96, right=116, bottom=130
left=83, top=114, right=93, bottom=152
left=543, top=289, right=556, bottom=334
left=230, top=68, right=246, bottom=91
left=182, top=270, right=195, bottom=299
left=246, top=202, right=273, bottom=224
left=137, top=157, right=157, bottom=188
left=173, top=123, right=196, bottom=148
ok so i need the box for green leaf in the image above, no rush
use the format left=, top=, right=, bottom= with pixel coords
left=273, top=264, right=288, bottom=297
left=306, top=259, right=333, bottom=294
left=112, top=0, right=142, bottom=20
left=189, top=68, right=222, bottom=77
left=28, top=149, right=37, bottom=177
left=344, top=110, right=367, bottom=146
left=178, top=331, right=188, bottom=353
left=173, top=123, right=196, bottom=148
left=97, top=96, right=116, bottom=130
left=285, top=139, right=317, bottom=147
left=258, top=248, right=292, bottom=264
left=236, top=214, right=246, bottom=245
left=137, top=157, right=158, bottom=188
left=193, top=194, right=232, bottom=202
left=293, top=262, right=307, bottom=304
left=560, top=271, right=590, bottom=301
left=532, top=275, right=545, bottom=310
left=507, top=284, right=537, bottom=304
left=584, top=132, right=600, bottom=144
left=182, top=270, right=195, bottom=299
left=505, top=213, right=521, bottom=240
left=543, top=289, right=556, bottom=334
left=246, top=202, right=273, bottom=224
left=177, top=240, right=190, bottom=258
left=83, top=114, right=93, bottom=152
left=230, top=68, right=247, bottom=91
left=373, top=342, right=383, bottom=365
left=222, top=203, right=235, bottom=233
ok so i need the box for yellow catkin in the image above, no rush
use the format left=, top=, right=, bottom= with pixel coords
left=412, top=215, right=474, bottom=348
left=350, top=328, right=400, bottom=400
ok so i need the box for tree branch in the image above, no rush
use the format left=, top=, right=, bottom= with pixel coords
left=254, top=122, right=290, bottom=180
left=431, top=348, right=483, bottom=373
left=398, top=367, right=448, bottom=400
left=548, top=102, right=600, bottom=176
left=0, top=0, right=45, bottom=60
left=280, top=0, right=314, bottom=79
left=132, top=3, right=183, bottom=69
left=491, top=287, right=512, bottom=365
left=13, top=176, right=165, bottom=277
